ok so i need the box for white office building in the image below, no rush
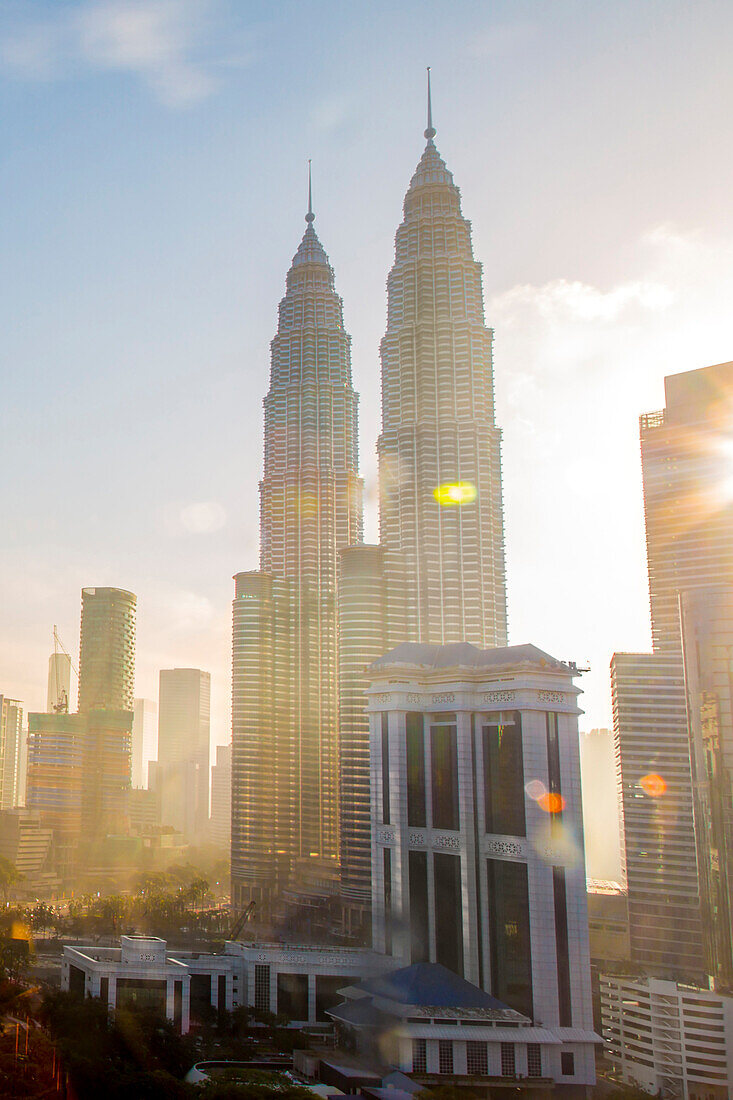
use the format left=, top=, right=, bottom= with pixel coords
left=600, top=974, right=733, bottom=1100
left=366, top=642, right=598, bottom=1089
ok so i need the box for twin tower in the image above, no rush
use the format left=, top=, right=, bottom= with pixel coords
left=231, top=82, right=508, bottom=927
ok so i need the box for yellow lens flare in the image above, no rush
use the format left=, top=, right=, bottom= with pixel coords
left=433, top=481, right=477, bottom=506
left=640, top=772, right=667, bottom=798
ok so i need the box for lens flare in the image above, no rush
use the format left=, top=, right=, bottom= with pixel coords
left=525, top=779, right=546, bottom=801
left=433, top=481, right=477, bottom=506
left=640, top=772, right=667, bottom=798
left=537, top=792, right=566, bottom=814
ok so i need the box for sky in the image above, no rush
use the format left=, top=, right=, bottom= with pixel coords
left=3, top=0, right=733, bottom=765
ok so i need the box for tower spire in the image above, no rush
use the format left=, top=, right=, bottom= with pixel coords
left=306, top=159, right=314, bottom=223
left=424, top=66, right=436, bottom=143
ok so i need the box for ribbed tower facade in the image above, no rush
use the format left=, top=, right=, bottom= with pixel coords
left=232, top=191, right=363, bottom=914
left=377, top=86, right=507, bottom=647
left=339, top=82, right=508, bottom=929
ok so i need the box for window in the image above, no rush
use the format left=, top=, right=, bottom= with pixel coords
left=501, top=1043, right=516, bottom=1076
left=383, top=847, right=393, bottom=954
left=381, top=714, right=390, bottom=823
left=409, top=850, right=429, bottom=962
left=412, top=1038, right=427, bottom=1073
left=466, top=1041, right=488, bottom=1075
left=487, top=858, right=533, bottom=1018
left=483, top=715, right=525, bottom=836
left=546, top=713, right=562, bottom=827
left=431, top=721, right=459, bottom=830
left=99, top=976, right=109, bottom=1005
left=553, top=867, right=572, bottom=1026
left=527, top=1044, right=542, bottom=1077
left=434, top=852, right=463, bottom=976
left=407, top=712, right=426, bottom=826
left=116, top=977, right=167, bottom=1014
left=439, top=1039, right=454, bottom=1074
left=254, top=964, right=270, bottom=1013
left=560, top=1051, right=575, bottom=1076
left=277, top=973, right=308, bottom=1020
left=315, top=976, right=344, bottom=1022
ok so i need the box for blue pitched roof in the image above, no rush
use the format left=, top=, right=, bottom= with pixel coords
left=359, top=963, right=513, bottom=1011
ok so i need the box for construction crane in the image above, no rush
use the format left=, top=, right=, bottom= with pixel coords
left=228, top=900, right=256, bottom=942
left=52, top=625, right=78, bottom=714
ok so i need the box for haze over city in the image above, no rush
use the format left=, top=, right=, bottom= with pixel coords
left=4, top=0, right=733, bottom=746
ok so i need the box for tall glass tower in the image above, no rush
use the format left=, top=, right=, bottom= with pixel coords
left=377, top=74, right=507, bottom=648
left=232, top=181, right=363, bottom=914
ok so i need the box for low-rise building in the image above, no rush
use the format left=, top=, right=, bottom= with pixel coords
left=330, top=961, right=571, bottom=1091
left=600, top=973, right=733, bottom=1099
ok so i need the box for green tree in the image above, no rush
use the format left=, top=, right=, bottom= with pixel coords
left=0, top=856, right=23, bottom=901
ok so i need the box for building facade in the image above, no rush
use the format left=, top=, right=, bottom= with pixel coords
left=376, top=87, right=507, bottom=650
left=47, top=652, right=71, bottom=713
left=131, top=698, right=157, bottom=789
left=338, top=82, right=508, bottom=924
left=153, top=669, right=210, bottom=839
left=611, top=361, right=733, bottom=982
left=0, top=696, right=26, bottom=809
left=680, top=584, right=733, bottom=989
left=231, top=191, right=363, bottom=914
left=78, top=587, right=136, bottom=713
left=600, top=974, right=733, bottom=1100
left=209, top=742, right=231, bottom=850
left=611, top=652, right=704, bottom=980
left=365, top=642, right=597, bottom=1085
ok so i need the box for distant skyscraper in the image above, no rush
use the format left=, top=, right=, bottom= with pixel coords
left=377, top=76, right=507, bottom=648
left=612, top=361, right=733, bottom=982
left=210, top=743, right=231, bottom=850
left=338, top=78, right=507, bottom=923
left=232, top=180, right=363, bottom=913
left=611, top=652, right=703, bottom=979
left=155, top=669, right=210, bottom=839
left=132, top=698, right=157, bottom=788
left=78, top=587, right=136, bottom=713
left=47, top=653, right=71, bottom=713
left=0, top=697, right=26, bottom=809
left=680, top=584, right=733, bottom=989
left=579, top=728, right=622, bottom=881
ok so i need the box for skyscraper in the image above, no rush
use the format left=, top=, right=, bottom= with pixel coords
left=209, top=743, right=231, bottom=850
left=78, top=587, right=136, bottom=713
left=0, top=697, right=26, bottom=809
left=231, top=181, right=363, bottom=913
left=377, top=74, right=507, bottom=648
left=47, top=653, right=71, bottom=713
left=131, top=698, right=157, bottom=789
left=339, top=77, right=508, bottom=922
left=612, top=361, right=733, bottom=982
left=680, top=584, right=733, bottom=988
left=154, top=669, right=210, bottom=839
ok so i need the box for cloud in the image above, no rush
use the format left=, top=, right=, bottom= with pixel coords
left=179, top=500, right=227, bottom=533
left=492, top=223, right=733, bottom=730
left=0, top=0, right=222, bottom=106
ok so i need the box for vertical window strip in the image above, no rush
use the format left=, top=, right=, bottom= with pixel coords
left=553, top=866, right=573, bottom=1026
left=381, top=713, right=390, bottom=824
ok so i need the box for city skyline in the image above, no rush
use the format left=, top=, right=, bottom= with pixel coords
left=5, top=1, right=733, bottom=745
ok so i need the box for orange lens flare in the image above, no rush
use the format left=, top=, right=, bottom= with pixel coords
left=433, top=481, right=477, bottom=506
left=537, top=792, right=566, bottom=814
left=640, top=772, right=667, bottom=798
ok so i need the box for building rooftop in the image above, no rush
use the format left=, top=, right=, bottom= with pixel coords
left=369, top=642, right=566, bottom=673
left=358, top=962, right=515, bottom=1012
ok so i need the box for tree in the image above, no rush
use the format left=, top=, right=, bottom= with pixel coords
left=0, top=856, right=23, bottom=901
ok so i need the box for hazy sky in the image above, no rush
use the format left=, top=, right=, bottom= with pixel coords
left=3, top=0, right=733, bottom=754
